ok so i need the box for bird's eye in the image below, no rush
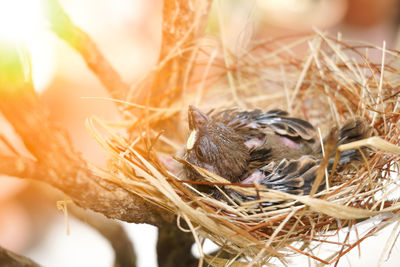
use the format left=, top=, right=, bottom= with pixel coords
left=196, top=147, right=204, bottom=158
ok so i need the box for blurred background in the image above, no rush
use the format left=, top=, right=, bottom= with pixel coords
left=0, top=0, right=400, bottom=266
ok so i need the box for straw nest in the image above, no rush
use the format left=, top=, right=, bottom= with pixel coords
left=87, top=32, right=400, bottom=266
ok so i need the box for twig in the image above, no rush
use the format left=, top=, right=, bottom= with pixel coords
left=42, top=0, right=129, bottom=102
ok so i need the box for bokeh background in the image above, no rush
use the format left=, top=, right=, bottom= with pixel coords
left=1, top=0, right=400, bottom=266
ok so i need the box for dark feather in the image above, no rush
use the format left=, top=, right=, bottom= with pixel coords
left=212, top=109, right=316, bottom=141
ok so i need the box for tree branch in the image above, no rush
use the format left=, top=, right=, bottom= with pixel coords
left=0, top=42, right=172, bottom=227
left=157, top=223, right=197, bottom=267
left=42, top=0, right=129, bottom=101
left=0, top=246, right=39, bottom=267
left=159, top=0, right=212, bottom=61
left=131, top=0, right=213, bottom=107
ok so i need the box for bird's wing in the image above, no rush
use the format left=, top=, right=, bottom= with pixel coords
left=213, top=109, right=316, bottom=141
left=259, top=155, right=322, bottom=195
left=334, top=117, right=374, bottom=164
left=338, top=117, right=373, bottom=145
left=239, top=155, right=323, bottom=199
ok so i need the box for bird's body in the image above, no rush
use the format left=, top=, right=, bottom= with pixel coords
left=181, top=106, right=373, bottom=201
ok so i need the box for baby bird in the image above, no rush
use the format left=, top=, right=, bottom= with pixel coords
left=181, top=105, right=373, bottom=201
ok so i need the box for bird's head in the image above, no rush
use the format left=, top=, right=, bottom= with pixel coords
left=183, top=105, right=249, bottom=182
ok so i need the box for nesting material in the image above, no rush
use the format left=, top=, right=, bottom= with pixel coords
left=87, top=33, right=400, bottom=266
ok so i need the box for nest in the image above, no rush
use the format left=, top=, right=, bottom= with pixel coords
left=87, top=32, right=400, bottom=266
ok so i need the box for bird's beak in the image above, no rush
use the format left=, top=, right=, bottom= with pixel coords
left=188, top=105, right=208, bottom=130
left=186, top=130, right=198, bottom=150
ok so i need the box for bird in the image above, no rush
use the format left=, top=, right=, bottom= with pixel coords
left=180, top=105, right=373, bottom=203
